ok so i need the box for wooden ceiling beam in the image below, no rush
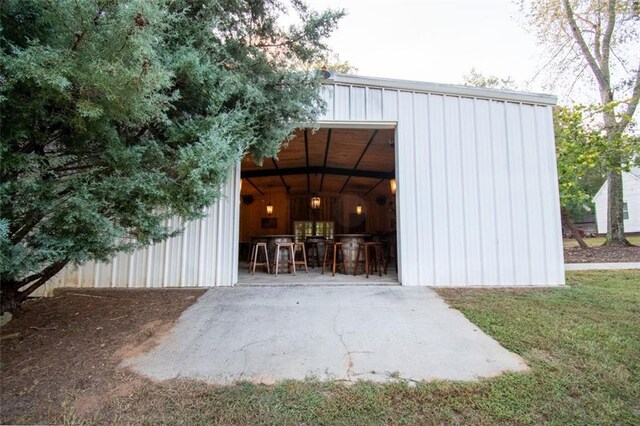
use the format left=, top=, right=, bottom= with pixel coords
left=241, top=166, right=394, bottom=180
left=245, top=177, right=264, bottom=195
left=340, top=129, right=378, bottom=194
left=319, top=129, right=332, bottom=193
left=271, top=157, right=290, bottom=194
left=304, top=129, right=310, bottom=193
left=365, top=178, right=385, bottom=196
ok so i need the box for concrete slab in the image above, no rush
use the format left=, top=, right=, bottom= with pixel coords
left=237, top=268, right=399, bottom=286
left=565, top=262, right=640, bottom=271
left=122, top=286, right=528, bottom=384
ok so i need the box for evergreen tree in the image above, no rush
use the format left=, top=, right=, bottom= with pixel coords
left=0, top=0, right=343, bottom=312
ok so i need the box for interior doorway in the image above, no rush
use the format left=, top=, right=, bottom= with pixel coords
left=237, top=125, right=398, bottom=285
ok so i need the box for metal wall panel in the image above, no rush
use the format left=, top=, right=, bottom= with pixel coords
left=41, top=165, right=240, bottom=294
left=42, top=76, right=564, bottom=292
left=317, top=80, right=564, bottom=286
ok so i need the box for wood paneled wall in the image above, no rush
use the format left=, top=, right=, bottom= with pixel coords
left=239, top=192, right=395, bottom=240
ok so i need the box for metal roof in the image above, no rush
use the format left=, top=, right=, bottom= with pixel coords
left=327, top=73, right=558, bottom=106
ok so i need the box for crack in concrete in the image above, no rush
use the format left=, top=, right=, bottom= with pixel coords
left=332, top=308, right=356, bottom=381
left=236, top=337, right=272, bottom=379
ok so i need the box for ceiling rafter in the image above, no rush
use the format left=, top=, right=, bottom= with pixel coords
left=339, top=129, right=378, bottom=194
left=271, top=158, right=290, bottom=194
left=365, top=178, right=385, bottom=196
left=304, top=129, right=310, bottom=193
left=319, top=129, right=332, bottom=193
left=241, top=166, right=394, bottom=180
left=245, top=177, right=264, bottom=195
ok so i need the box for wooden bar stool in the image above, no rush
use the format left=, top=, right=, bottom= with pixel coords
left=321, top=241, right=346, bottom=276
left=354, top=242, right=383, bottom=278
left=273, top=242, right=296, bottom=276
left=293, top=241, right=308, bottom=272
left=384, top=241, right=398, bottom=273
left=249, top=242, right=270, bottom=274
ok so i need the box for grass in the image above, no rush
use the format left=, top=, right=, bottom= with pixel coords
left=72, top=271, right=639, bottom=425
left=563, top=235, right=640, bottom=247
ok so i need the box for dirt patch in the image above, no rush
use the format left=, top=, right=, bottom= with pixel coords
left=564, top=245, right=640, bottom=263
left=0, top=288, right=205, bottom=425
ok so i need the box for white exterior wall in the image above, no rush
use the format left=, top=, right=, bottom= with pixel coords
left=40, top=165, right=241, bottom=295
left=594, top=171, right=640, bottom=234
left=42, top=74, right=565, bottom=292
left=320, top=76, right=565, bottom=286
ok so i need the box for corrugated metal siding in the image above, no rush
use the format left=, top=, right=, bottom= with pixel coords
left=41, top=165, right=240, bottom=294
left=320, top=82, right=565, bottom=286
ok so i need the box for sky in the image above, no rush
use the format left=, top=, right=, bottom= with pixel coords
left=308, top=0, right=565, bottom=100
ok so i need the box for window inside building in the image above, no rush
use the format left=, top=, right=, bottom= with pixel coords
left=294, top=221, right=335, bottom=241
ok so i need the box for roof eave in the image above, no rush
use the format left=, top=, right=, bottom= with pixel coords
left=325, top=73, right=558, bottom=106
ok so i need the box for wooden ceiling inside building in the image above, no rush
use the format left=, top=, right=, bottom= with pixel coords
left=241, top=128, right=396, bottom=197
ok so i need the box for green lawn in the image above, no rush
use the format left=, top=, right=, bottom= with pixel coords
left=81, top=271, right=640, bottom=425
left=564, top=235, right=640, bottom=247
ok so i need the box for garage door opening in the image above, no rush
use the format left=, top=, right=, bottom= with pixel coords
left=237, top=125, right=399, bottom=285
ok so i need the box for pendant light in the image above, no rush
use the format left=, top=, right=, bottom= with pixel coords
left=390, top=178, right=397, bottom=195
left=356, top=204, right=363, bottom=215
left=266, top=201, right=273, bottom=216
left=310, top=195, right=321, bottom=210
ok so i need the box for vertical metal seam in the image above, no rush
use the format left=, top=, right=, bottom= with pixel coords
left=488, top=101, right=501, bottom=285
left=457, top=96, right=469, bottom=284
left=128, top=252, right=134, bottom=288
left=518, top=103, right=533, bottom=284
left=442, top=96, right=452, bottom=285
left=198, top=207, right=206, bottom=286
left=532, top=106, right=549, bottom=283
left=502, top=102, right=516, bottom=284
left=410, top=91, right=420, bottom=284
left=427, top=93, right=436, bottom=285
left=472, top=98, right=485, bottom=284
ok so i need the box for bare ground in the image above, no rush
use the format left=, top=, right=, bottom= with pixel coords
left=564, top=245, right=640, bottom=263
left=0, top=288, right=205, bottom=424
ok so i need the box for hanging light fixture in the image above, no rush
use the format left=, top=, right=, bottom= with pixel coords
left=390, top=178, right=397, bottom=195
left=310, top=195, right=321, bottom=210
left=356, top=204, right=363, bottom=215
left=266, top=202, right=273, bottom=216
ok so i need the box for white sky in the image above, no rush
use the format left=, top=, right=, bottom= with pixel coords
left=309, top=0, right=560, bottom=99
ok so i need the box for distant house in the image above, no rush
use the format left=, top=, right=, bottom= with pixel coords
left=594, top=167, right=640, bottom=234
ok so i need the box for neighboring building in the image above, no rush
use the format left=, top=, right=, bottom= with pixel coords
left=44, top=74, right=565, bottom=292
left=594, top=167, right=640, bottom=234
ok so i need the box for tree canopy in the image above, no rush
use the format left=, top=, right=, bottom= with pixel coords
left=520, top=0, right=640, bottom=245
left=0, top=0, right=343, bottom=311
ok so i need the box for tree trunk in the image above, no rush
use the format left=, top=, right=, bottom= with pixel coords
left=561, top=208, right=589, bottom=249
left=1, top=261, right=68, bottom=314
left=605, top=169, right=630, bottom=246
left=0, top=282, right=27, bottom=315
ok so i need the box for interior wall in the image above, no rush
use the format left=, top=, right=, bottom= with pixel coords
left=240, top=192, right=290, bottom=240
left=239, top=192, right=394, bottom=239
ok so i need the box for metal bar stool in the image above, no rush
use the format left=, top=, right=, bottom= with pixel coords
left=293, top=241, right=308, bottom=272
left=273, top=242, right=296, bottom=276
left=249, top=242, right=270, bottom=274
left=321, top=241, right=346, bottom=276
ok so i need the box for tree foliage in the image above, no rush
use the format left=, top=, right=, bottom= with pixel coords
left=520, top=0, right=640, bottom=245
left=462, top=68, right=517, bottom=90
left=554, top=104, right=639, bottom=246
left=0, top=0, right=343, bottom=311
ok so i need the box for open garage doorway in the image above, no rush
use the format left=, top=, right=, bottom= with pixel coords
left=237, top=124, right=399, bottom=285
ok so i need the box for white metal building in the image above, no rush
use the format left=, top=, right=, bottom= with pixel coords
left=44, top=74, right=565, bottom=292
left=593, top=167, right=640, bottom=234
